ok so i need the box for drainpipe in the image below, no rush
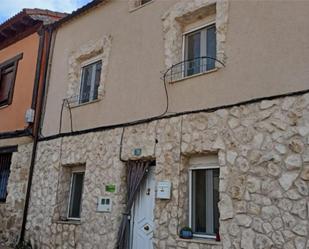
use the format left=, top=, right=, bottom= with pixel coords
left=18, top=25, right=54, bottom=246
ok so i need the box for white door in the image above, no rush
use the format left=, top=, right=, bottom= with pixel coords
left=130, top=167, right=156, bottom=249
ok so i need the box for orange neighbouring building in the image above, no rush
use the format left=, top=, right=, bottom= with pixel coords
left=0, top=9, right=65, bottom=247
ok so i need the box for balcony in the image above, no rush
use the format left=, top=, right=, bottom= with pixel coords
left=163, top=56, right=225, bottom=83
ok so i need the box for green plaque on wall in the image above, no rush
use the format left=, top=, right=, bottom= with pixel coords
left=106, top=184, right=116, bottom=193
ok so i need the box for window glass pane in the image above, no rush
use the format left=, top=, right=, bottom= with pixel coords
left=192, top=168, right=220, bottom=236
left=69, top=172, right=84, bottom=218
left=0, top=153, right=12, bottom=202
left=192, top=169, right=206, bottom=233
left=80, top=64, right=92, bottom=103
left=93, top=61, right=102, bottom=100
left=0, top=66, right=14, bottom=104
left=205, top=170, right=214, bottom=234
left=206, top=25, right=216, bottom=70
left=79, top=61, right=102, bottom=104
left=186, top=32, right=201, bottom=76
left=213, top=169, right=220, bottom=234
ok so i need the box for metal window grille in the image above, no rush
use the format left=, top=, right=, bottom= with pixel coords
left=0, top=153, right=12, bottom=202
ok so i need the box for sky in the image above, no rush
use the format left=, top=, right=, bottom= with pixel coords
left=0, top=0, right=92, bottom=23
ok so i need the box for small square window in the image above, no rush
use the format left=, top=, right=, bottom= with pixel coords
left=190, top=167, right=220, bottom=238
left=79, top=60, right=102, bottom=104
left=0, top=153, right=12, bottom=203
left=184, top=24, right=216, bottom=77
left=68, top=171, right=85, bottom=219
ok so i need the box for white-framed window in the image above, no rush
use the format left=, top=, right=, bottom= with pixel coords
left=183, top=23, right=216, bottom=77
left=189, top=156, right=220, bottom=239
left=79, top=57, right=102, bottom=104
left=67, top=171, right=85, bottom=220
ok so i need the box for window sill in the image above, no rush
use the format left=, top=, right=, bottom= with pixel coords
left=169, top=68, right=218, bottom=84
left=0, top=104, right=9, bottom=110
left=176, top=237, right=222, bottom=245
left=70, top=98, right=101, bottom=109
left=129, top=0, right=154, bottom=13
left=54, top=220, right=81, bottom=225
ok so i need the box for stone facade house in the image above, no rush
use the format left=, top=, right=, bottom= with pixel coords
left=14, top=0, right=309, bottom=249
left=0, top=9, right=65, bottom=247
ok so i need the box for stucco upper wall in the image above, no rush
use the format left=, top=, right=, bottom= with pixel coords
left=0, top=33, right=39, bottom=133
left=42, top=0, right=309, bottom=136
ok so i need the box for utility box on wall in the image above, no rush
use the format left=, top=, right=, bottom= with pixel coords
left=156, top=181, right=172, bottom=199
left=97, top=197, right=112, bottom=212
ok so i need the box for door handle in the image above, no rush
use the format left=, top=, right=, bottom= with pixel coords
left=144, top=225, right=150, bottom=231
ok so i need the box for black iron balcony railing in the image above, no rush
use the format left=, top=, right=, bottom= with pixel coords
left=163, top=56, right=225, bottom=83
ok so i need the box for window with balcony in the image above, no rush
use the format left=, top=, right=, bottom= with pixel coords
left=184, top=24, right=216, bottom=77
left=79, top=60, right=102, bottom=104
left=0, top=54, right=22, bottom=107
left=162, top=2, right=228, bottom=83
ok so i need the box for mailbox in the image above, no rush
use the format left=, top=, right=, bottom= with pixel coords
left=156, top=181, right=171, bottom=199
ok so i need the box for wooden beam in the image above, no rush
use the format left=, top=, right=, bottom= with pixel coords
left=0, top=22, right=42, bottom=50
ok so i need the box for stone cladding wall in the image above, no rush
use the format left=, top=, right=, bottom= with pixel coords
left=0, top=144, right=32, bottom=247
left=25, top=92, right=309, bottom=249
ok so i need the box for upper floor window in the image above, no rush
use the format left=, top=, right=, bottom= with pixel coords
left=0, top=153, right=12, bottom=202
left=184, top=24, right=216, bottom=77
left=0, top=54, right=22, bottom=107
left=79, top=60, right=102, bottom=104
left=189, top=155, right=220, bottom=239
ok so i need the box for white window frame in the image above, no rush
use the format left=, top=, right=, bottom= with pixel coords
left=79, top=55, right=103, bottom=104
left=182, top=21, right=216, bottom=78
left=189, top=156, right=219, bottom=239
left=67, top=170, right=85, bottom=220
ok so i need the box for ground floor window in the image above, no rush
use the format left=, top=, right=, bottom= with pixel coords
left=0, top=153, right=12, bottom=202
left=68, top=171, right=85, bottom=219
left=189, top=156, right=220, bottom=238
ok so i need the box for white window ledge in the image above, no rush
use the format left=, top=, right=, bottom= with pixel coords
left=176, top=237, right=222, bottom=245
